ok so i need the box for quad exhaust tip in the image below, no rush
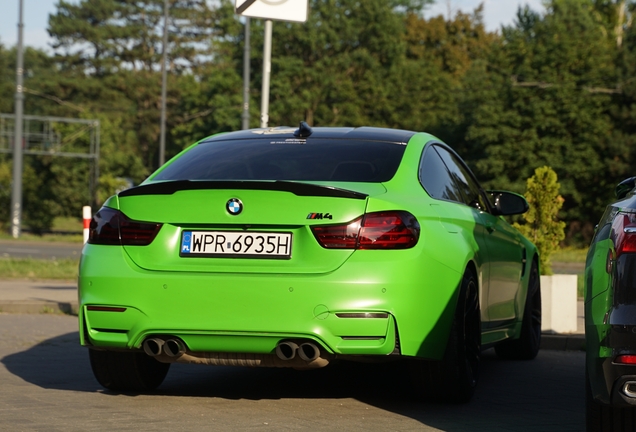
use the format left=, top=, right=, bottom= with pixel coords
left=297, top=342, right=320, bottom=361
left=164, top=339, right=186, bottom=357
left=144, top=337, right=324, bottom=365
left=275, top=341, right=322, bottom=362
left=142, top=337, right=186, bottom=358
left=623, top=381, right=636, bottom=398
left=275, top=341, right=299, bottom=360
left=143, top=338, right=165, bottom=357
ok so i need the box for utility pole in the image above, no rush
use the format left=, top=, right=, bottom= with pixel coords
left=242, top=17, right=251, bottom=130
left=235, top=0, right=307, bottom=128
left=11, top=0, right=25, bottom=238
left=260, top=19, right=272, bottom=128
left=158, top=0, right=169, bottom=167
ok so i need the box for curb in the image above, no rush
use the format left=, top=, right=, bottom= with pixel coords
left=540, top=333, right=585, bottom=351
left=0, top=301, right=78, bottom=316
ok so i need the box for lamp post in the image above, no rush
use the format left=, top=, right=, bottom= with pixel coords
left=10, top=0, right=25, bottom=238
left=158, top=0, right=169, bottom=167
left=242, top=17, right=251, bottom=130
left=234, top=1, right=308, bottom=129
left=259, top=19, right=272, bottom=128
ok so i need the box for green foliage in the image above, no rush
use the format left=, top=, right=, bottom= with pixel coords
left=0, top=156, right=56, bottom=233
left=49, top=0, right=217, bottom=75
left=0, top=160, right=11, bottom=230
left=463, top=0, right=630, bottom=244
left=514, top=167, right=566, bottom=275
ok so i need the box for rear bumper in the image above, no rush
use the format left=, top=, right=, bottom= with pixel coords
left=588, top=355, right=636, bottom=408
left=586, top=297, right=636, bottom=406
left=79, top=244, right=463, bottom=359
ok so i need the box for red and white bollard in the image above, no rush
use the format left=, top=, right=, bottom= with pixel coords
left=83, top=206, right=92, bottom=244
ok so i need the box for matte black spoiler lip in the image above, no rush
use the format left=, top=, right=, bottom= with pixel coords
left=118, top=180, right=369, bottom=200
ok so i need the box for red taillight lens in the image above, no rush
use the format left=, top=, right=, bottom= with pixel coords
left=616, top=355, right=636, bottom=364
left=88, top=207, right=162, bottom=246
left=613, top=214, right=636, bottom=257
left=358, top=211, right=419, bottom=249
left=311, top=217, right=362, bottom=249
left=311, top=211, right=419, bottom=250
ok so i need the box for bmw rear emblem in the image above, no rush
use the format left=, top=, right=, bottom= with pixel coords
left=226, top=198, right=243, bottom=215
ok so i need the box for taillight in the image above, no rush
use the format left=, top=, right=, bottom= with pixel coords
left=311, top=217, right=362, bottom=249
left=612, top=214, right=636, bottom=257
left=616, top=355, right=636, bottom=365
left=88, top=207, right=162, bottom=246
left=311, top=211, right=419, bottom=250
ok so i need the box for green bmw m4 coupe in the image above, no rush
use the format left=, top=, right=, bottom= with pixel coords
left=80, top=124, right=541, bottom=402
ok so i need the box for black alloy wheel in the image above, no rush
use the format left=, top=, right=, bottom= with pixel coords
left=89, top=349, right=170, bottom=392
left=410, top=269, right=481, bottom=403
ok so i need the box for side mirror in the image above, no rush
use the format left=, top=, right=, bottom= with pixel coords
left=488, top=190, right=529, bottom=216
left=615, top=177, right=636, bottom=200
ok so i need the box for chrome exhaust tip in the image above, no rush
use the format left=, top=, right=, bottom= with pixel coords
left=143, top=338, right=165, bottom=357
left=164, top=338, right=186, bottom=358
left=297, top=342, right=320, bottom=362
left=275, top=341, right=299, bottom=360
left=623, top=381, right=636, bottom=398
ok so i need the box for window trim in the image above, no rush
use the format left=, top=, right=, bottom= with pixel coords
left=418, top=141, right=494, bottom=214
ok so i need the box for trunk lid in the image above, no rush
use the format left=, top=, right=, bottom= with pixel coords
left=118, top=181, right=386, bottom=274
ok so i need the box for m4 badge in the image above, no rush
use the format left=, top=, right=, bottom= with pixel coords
left=307, top=213, right=333, bottom=220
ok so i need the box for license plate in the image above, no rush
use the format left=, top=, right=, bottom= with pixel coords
left=180, top=231, right=292, bottom=258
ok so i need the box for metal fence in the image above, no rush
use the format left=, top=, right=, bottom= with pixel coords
left=0, top=114, right=100, bottom=206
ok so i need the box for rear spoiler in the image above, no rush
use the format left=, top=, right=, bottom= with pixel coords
left=118, top=180, right=368, bottom=200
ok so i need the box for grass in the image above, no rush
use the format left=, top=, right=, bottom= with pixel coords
left=51, top=216, right=83, bottom=232
left=552, top=247, right=588, bottom=263
left=0, top=257, right=78, bottom=280
left=0, top=217, right=83, bottom=243
left=0, top=232, right=83, bottom=243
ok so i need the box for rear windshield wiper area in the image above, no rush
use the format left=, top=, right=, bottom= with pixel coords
left=118, top=180, right=369, bottom=200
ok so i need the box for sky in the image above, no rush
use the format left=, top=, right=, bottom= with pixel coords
left=0, top=0, right=547, bottom=51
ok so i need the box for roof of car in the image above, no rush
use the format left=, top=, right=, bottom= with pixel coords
left=202, top=126, right=418, bottom=144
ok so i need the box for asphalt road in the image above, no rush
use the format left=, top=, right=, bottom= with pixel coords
left=0, top=240, right=83, bottom=260
left=0, top=314, right=584, bottom=432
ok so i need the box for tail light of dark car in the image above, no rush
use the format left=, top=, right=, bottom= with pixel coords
left=612, top=214, right=636, bottom=257
left=311, top=211, right=420, bottom=250
left=88, top=207, right=162, bottom=246
left=615, top=355, right=636, bottom=364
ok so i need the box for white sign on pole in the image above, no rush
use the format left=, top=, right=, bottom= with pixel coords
left=235, top=0, right=308, bottom=23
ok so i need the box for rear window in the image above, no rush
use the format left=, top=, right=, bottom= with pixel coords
left=153, top=138, right=407, bottom=183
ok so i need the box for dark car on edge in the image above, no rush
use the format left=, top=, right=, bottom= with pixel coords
left=586, top=177, right=636, bottom=431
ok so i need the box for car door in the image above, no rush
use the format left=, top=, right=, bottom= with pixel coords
left=419, top=144, right=492, bottom=324
left=433, top=146, right=524, bottom=323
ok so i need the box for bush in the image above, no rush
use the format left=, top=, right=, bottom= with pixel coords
left=513, top=166, right=566, bottom=275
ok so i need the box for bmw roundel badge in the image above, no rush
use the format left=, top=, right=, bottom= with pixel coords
left=226, top=198, right=243, bottom=215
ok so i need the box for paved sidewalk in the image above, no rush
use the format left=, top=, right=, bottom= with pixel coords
left=0, top=279, right=78, bottom=315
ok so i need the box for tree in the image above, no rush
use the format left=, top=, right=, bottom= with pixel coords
left=397, top=6, right=496, bottom=144
left=48, top=0, right=217, bottom=75
left=464, top=0, right=626, bottom=243
left=514, top=166, right=566, bottom=275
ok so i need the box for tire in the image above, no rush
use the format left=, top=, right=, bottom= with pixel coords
left=410, top=269, right=481, bottom=403
left=586, top=371, right=636, bottom=431
left=89, top=349, right=170, bottom=392
left=495, top=257, right=541, bottom=360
